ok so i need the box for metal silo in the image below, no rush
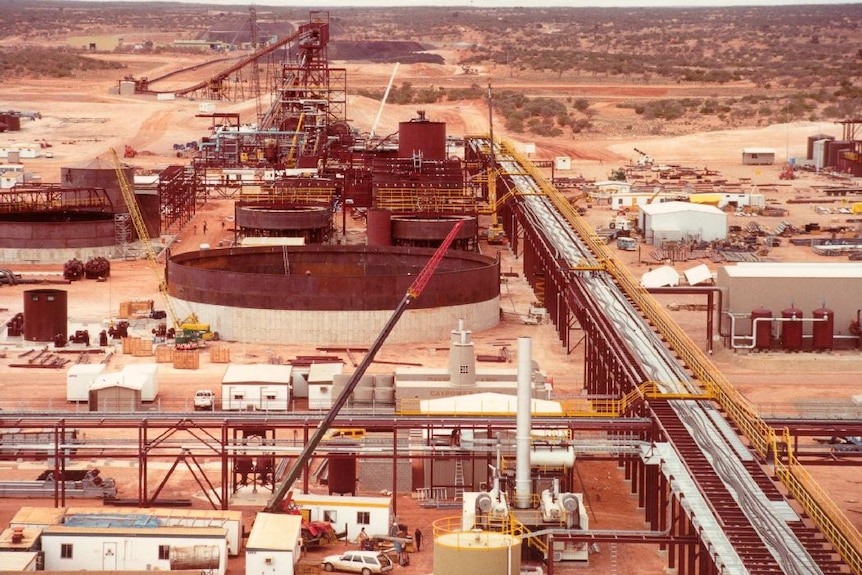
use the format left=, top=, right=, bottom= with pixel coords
left=432, top=518, right=521, bottom=575
left=23, top=289, right=67, bottom=342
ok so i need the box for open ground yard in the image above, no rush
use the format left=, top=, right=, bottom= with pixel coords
left=1, top=8, right=861, bottom=574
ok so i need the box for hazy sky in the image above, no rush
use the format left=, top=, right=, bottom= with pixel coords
left=65, top=0, right=862, bottom=6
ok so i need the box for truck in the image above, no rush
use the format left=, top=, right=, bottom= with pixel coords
left=616, top=236, right=638, bottom=251
left=194, top=389, right=216, bottom=411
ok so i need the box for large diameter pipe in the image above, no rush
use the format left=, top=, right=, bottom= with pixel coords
left=514, top=336, right=532, bottom=509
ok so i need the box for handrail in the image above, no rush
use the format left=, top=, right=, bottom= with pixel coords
left=500, top=138, right=862, bottom=575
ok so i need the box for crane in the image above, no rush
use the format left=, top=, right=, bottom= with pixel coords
left=264, top=219, right=464, bottom=513
left=109, top=148, right=204, bottom=336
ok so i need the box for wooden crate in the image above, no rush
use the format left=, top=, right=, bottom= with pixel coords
left=209, top=346, right=230, bottom=363
left=131, top=337, right=153, bottom=357
left=173, top=349, right=200, bottom=370
left=155, top=345, right=174, bottom=363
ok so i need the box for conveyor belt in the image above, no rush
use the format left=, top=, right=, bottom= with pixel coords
left=468, top=135, right=846, bottom=575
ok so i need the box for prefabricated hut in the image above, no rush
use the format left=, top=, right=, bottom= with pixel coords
left=221, top=363, right=292, bottom=411
left=121, top=363, right=159, bottom=401
left=88, top=374, right=142, bottom=412
left=291, top=493, right=393, bottom=541
left=9, top=506, right=243, bottom=557
left=66, top=363, right=107, bottom=402
left=40, top=524, right=228, bottom=574
left=307, top=362, right=344, bottom=409
left=0, top=551, right=39, bottom=571
left=638, top=201, right=727, bottom=245
left=245, top=513, right=303, bottom=575
left=741, top=147, right=775, bottom=165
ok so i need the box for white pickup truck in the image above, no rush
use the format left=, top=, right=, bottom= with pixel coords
left=194, top=389, right=216, bottom=411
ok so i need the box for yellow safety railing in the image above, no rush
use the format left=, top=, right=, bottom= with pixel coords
left=502, top=139, right=862, bottom=575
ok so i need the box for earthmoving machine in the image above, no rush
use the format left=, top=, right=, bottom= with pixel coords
left=109, top=148, right=212, bottom=343
left=263, top=220, right=464, bottom=514
left=634, top=147, right=654, bottom=166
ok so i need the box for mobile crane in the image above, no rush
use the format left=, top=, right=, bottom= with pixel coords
left=264, top=219, right=464, bottom=513
left=109, top=148, right=210, bottom=342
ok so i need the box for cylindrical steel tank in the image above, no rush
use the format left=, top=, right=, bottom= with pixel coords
left=812, top=307, right=834, bottom=351
left=399, top=119, right=446, bottom=161
left=367, top=208, right=392, bottom=246
left=23, top=289, right=67, bottom=342
left=751, top=307, right=772, bottom=350
left=60, top=159, right=134, bottom=215
left=434, top=523, right=520, bottom=575
left=781, top=306, right=803, bottom=351
left=328, top=456, right=357, bottom=495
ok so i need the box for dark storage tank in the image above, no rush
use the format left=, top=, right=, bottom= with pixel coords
left=807, top=134, right=834, bottom=160
left=398, top=113, right=446, bottom=161
left=781, top=306, right=803, bottom=351
left=23, top=289, right=67, bottom=342
left=812, top=307, right=834, bottom=351
left=328, top=455, right=357, bottom=495
left=751, top=307, right=773, bottom=350
left=367, top=208, right=392, bottom=246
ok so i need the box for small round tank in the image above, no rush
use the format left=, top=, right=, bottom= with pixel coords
left=781, top=306, right=803, bottom=351
left=750, top=307, right=773, bottom=350
left=328, top=455, right=357, bottom=495
left=434, top=521, right=521, bottom=575
left=811, top=307, right=834, bottom=351
left=23, top=289, right=67, bottom=342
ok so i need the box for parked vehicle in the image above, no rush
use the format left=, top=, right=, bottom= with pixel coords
left=194, top=389, right=216, bottom=410
left=617, top=236, right=638, bottom=251
left=321, top=550, right=394, bottom=575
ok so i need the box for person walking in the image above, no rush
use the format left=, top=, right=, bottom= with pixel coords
left=202, top=220, right=208, bottom=234
left=358, top=527, right=370, bottom=550
left=413, top=528, right=422, bottom=552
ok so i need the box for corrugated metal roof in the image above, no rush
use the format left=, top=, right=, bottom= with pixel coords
left=641, top=201, right=725, bottom=216
left=43, top=525, right=226, bottom=538
left=222, top=364, right=292, bottom=384
left=9, top=507, right=66, bottom=527
left=723, top=262, right=862, bottom=278
left=246, top=513, right=302, bottom=551
left=64, top=513, right=160, bottom=529
left=65, top=506, right=242, bottom=522
left=420, top=392, right=562, bottom=415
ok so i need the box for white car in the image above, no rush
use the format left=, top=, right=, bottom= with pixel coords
left=321, top=550, right=394, bottom=575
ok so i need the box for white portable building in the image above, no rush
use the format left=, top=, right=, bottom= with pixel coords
left=221, top=364, right=292, bottom=411
left=292, top=493, right=393, bottom=541
left=741, top=147, right=775, bottom=165
left=41, top=525, right=228, bottom=574
left=121, top=363, right=159, bottom=401
left=0, top=551, right=39, bottom=571
left=639, top=201, right=727, bottom=245
left=88, top=374, right=143, bottom=412
left=245, top=513, right=303, bottom=575
left=307, top=362, right=343, bottom=409
left=66, top=363, right=107, bottom=402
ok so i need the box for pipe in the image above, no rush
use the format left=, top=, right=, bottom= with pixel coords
left=724, top=312, right=828, bottom=350
left=514, top=337, right=532, bottom=509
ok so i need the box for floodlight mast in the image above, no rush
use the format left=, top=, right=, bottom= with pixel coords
left=264, top=219, right=464, bottom=513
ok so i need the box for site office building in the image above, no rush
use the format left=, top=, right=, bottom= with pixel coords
left=40, top=525, right=228, bottom=573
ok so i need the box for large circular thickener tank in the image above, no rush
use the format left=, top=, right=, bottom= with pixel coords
left=167, top=245, right=500, bottom=345
left=23, top=289, right=67, bottom=342
left=781, top=306, right=803, bottom=351
left=433, top=518, right=521, bottom=575
left=811, top=307, right=834, bottom=351
left=751, top=307, right=773, bottom=350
